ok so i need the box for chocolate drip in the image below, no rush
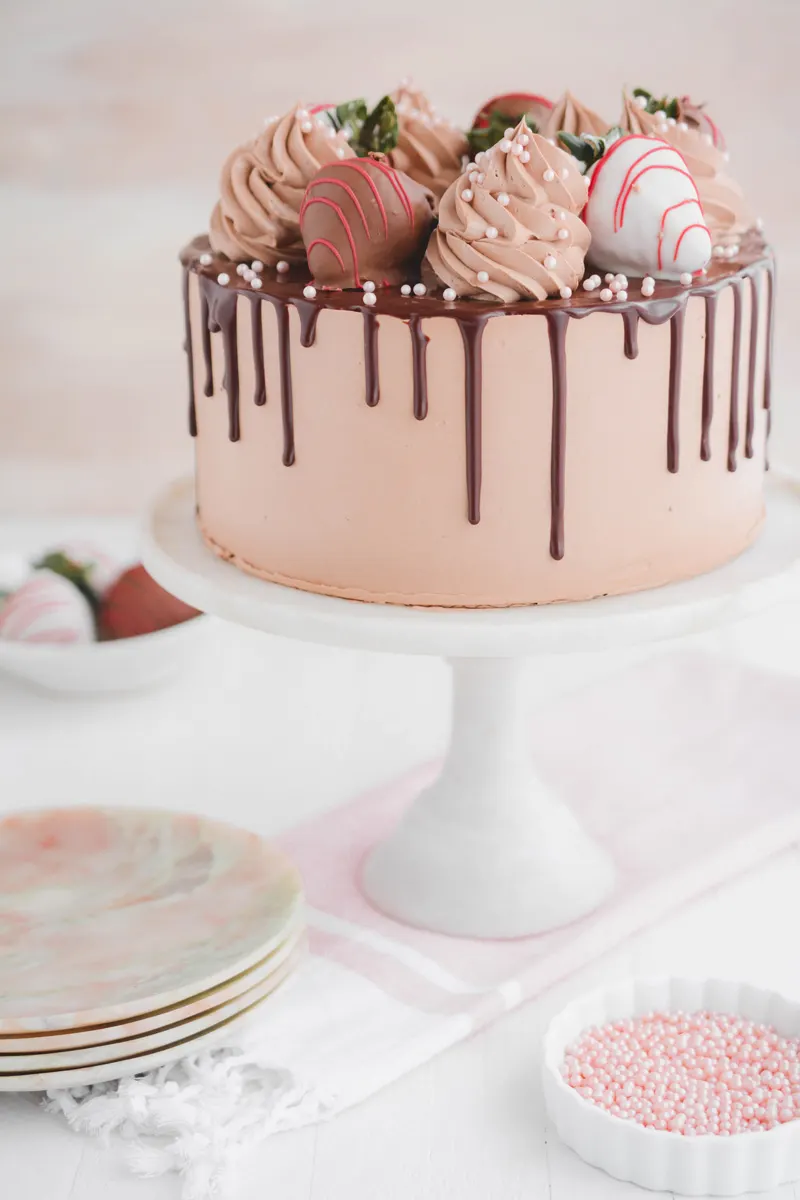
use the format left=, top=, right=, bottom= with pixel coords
left=547, top=313, right=569, bottom=561
left=408, top=317, right=429, bottom=420
left=294, top=298, right=320, bottom=348
left=199, top=289, right=214, bottom=397
left=700, top=295, right=717, bottom=461
left=457, top=316, right=488, bottom=525
left=202, top=285, right=240, bottom=443
left=745, top=274, right=760, bottom=458
left=728, top=280, right=744, bottom=471
left=667, top=309, right=684, bottom=474
left=250, top=297, right=266, bottom=407
left=764, top=261, right=775, bottom=416
left=182, top=268, right=197, bottom=436
left=363, top=312, right=380, bottom=407
left=622, top=310, right=639, bottom=360
left=266, top=298, right=295, bottom=466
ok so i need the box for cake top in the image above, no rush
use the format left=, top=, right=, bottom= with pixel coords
left=199, top=82, right=763, bottom=304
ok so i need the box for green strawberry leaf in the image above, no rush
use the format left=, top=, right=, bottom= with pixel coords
left=467, top=108, right=539, bottom=156
left=356, top=95, right=399, bottom=156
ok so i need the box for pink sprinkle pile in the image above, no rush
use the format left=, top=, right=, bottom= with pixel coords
left=562, top=1011, right=800, bottom=1136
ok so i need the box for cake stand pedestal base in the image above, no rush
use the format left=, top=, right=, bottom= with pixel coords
left=362, top=656, right=614, bottom=937
left=143, top=476, right=800, bottom=939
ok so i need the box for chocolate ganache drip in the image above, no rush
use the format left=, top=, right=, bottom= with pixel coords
left=182, top=235, right=773, bottom=563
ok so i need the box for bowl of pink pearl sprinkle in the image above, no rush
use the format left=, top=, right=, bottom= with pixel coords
left=543, top=977, right=800, bottom=1195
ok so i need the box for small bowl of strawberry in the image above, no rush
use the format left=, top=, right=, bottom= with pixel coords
left=0, top=546, right=210, bottom=694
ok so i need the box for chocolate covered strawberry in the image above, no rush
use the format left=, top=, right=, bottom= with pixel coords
left=0, top=570, right=95, bottom=645
left=582, top=134, right=712, bottom=280
left=99, top=565, right=200, bottom=640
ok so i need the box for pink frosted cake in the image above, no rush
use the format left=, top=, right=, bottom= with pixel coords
left=181, top=85, right=773, bottom=607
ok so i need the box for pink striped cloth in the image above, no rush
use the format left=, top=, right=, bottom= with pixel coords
left=245, top=650, right=800, bottom=1117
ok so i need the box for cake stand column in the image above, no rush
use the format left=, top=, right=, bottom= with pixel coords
left=362, top=657, right=616, bottom=938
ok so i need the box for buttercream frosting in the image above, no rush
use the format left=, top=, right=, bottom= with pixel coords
left=389, top=84, right=468, bottom=205
left=210, top=106, right=354, bottom=264
left=542, top=91, right=610, bottom=139
left=425, top=119, right=590, bottom=301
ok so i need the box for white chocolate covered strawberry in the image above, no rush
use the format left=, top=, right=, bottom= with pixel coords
left=0, top=570, right=95, bottom=645
left=583, top=134, right=712, bottom=280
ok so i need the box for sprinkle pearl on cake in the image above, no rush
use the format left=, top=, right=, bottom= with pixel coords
left=276, top=260, right=289, bottom=273
left=363, top=291, right=376, bottom=306
left=544, top=256, right=557, bottom=269
left=400, top=284, right=412, bottom=295
left=477, top=271, right=489, bottom=283
left=251, top=260, right=264, bottom=273
left=443, top=288, right=457, bottom=301
left=543, top=169, right=555, bottom=182
left=499, top=139, right=512, bottom=153
left=583, top=278, right=597, bottom=291
left=497, top=192, right=510, bottom=206
left=303, top=285, right=317, bottom=299
left=600, top=288, right=613, bottom=302
left=236, top=263, right=247, bottom=276
left=560, top=167, right=570, bottom=179
left=250, top=277, right=262, bottom=289
left=680, top=272, right=693, bottom=286
left=557, top=229, right=569, bottom=240
left=199, top=253, right=212, bottom=266
left=617, top=290, right=628, bottom=301
left=217, top=273, right=230, bottom=285
left=485, top=226, right=498, bottom=239
left=413, top=283, right=427, bottom=296
left=363, top=280, right=376, bottom=292
left=520, top=151, right=530, bottom=163
left=461, top=189, right=474, bottom=202
left=560, top=287, right=572, bottom=300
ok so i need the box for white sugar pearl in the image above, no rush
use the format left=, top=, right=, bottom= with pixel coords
left=443, top=287, right=457, bottom=301
left=251, top=260, right=264, bottom=273
left=678, top=121, right=689, bottom=131
left=477, top=270, right=489, bottom=283
left=635, top=95, right=648, bottom=108
left=468, top=171, right=479, bottom=184
left=642, top=275, right=654, bottom=288
left=617, top=290, right=628, bottom=301
left=497, top=192, right=510, bottom=206
left=520, top=150, right=530, bottom=163
left=400, top=284, right=412, bottom=296
left=276, top=260, right=289, bottom=273
left=560, top=287, right=572, bottom=300
left=510, top=142, right=523, bottom=156
left=264, top=115, right=278, bottom=125
left=499, top=139, right=512, bottom=152
left=485, top=226, right=498, bottom=239
left=582, top=279, right=597, bottom=291
left=199, top=253, right=212, bottom=266
left=658, top=123, right=669, bottom=133
left=604, top=273, right=614, bottom=282
left=242, top=268, right=254, bottom=281
left=476, top=173, right=485, bottom=183
left=363, top=280, right=376, bottom=292
left=559, top=167, right=570, bottom=179
left=642, top=283, right=655, bottom=297
left=614, top=273, right=627, bottom=283
left=297, top=108, right=309, bottom=119
left=557, top=228, right=569, bottom=240
left=300, top=120, right=314, bottom=133
left=251, top=277, right=262, bottom=289
left=609, top=279, right=621, bottom=293
left=303, top=285, right=317, bottom=299
left=413, top=282, right=427, bottom=296
left=474, top=151, right=486, bottom=162
left=667, top=116, right=677, bottom=126
left=600, top=288, right=613, bottom=302
left=461, top=189, right=474, bottom=202
left=654, top=110, right=666, bottom=119
left=217, top=273, right=230, bottom=285
left=236, top=263, right=248, bottom=276
left=504, top=127, right=515, bottom=138
left=544, top=255, right=557, bottom=269
left=363, top=291, right=376, bottom=306
left=543, top=169, right=555, bottom=182
left=519, top=133, right=529, bottom=146
left=336, top=147, right=346, bottom=159
left=680, top=272, right=693, bottom=286
left=547, top=138, right=556, bottom=146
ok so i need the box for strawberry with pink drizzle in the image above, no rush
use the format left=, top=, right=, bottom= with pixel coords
left=300, top=155, right=435, bottom=289
left=583, top=134, right=712, bottom=281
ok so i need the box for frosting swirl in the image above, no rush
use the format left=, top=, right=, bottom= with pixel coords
left=621, top=91, right=754, bottom=247
left=541, top=91, right=610, bottom=139
left=209, top=106, right=354, bottom=264
left=425, top=120, right=590, bottom=302
left=388, top=84, right=468, bottom=206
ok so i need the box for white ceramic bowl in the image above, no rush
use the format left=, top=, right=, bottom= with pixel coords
left=0, top=615, right=213, bottom=694
left=543, top=977, right=800, bottom=1196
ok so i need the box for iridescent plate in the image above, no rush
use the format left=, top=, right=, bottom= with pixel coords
left=0, top=938, right=305, bottom=1072
left=0, top=807, right=303, bottom=1033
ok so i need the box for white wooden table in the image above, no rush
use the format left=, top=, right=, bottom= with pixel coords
left=2, top=516, right=800, bottom=1200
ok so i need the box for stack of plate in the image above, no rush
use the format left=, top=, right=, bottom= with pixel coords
left=0, top=807, right=304, bottom=1090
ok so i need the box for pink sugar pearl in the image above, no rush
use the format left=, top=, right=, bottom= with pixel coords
left=561, top=1011, right=800, bottom=1136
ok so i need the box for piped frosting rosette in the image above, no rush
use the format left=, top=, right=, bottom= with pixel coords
left=425, top=120, right=590, bottom=302
left=389, top=84, right=468, bottom=206
left=621, top=91, right=754, bottom=251
left=541, top=91, right=609, bottom=139
left=583, top=134, right=712, bottom=280
left=209, top=105, right=354, bottom=265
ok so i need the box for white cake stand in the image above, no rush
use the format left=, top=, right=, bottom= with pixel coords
left=143, top=476, right=800, bottom=939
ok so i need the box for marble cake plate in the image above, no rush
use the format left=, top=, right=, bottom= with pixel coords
left=144, top=474, right=800, bottom=940
left=0, top=938, right=304, bottom=1075
left=0, top=923, right=305, bottom=1055
left=0, top=807, right=304, bottom=1033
